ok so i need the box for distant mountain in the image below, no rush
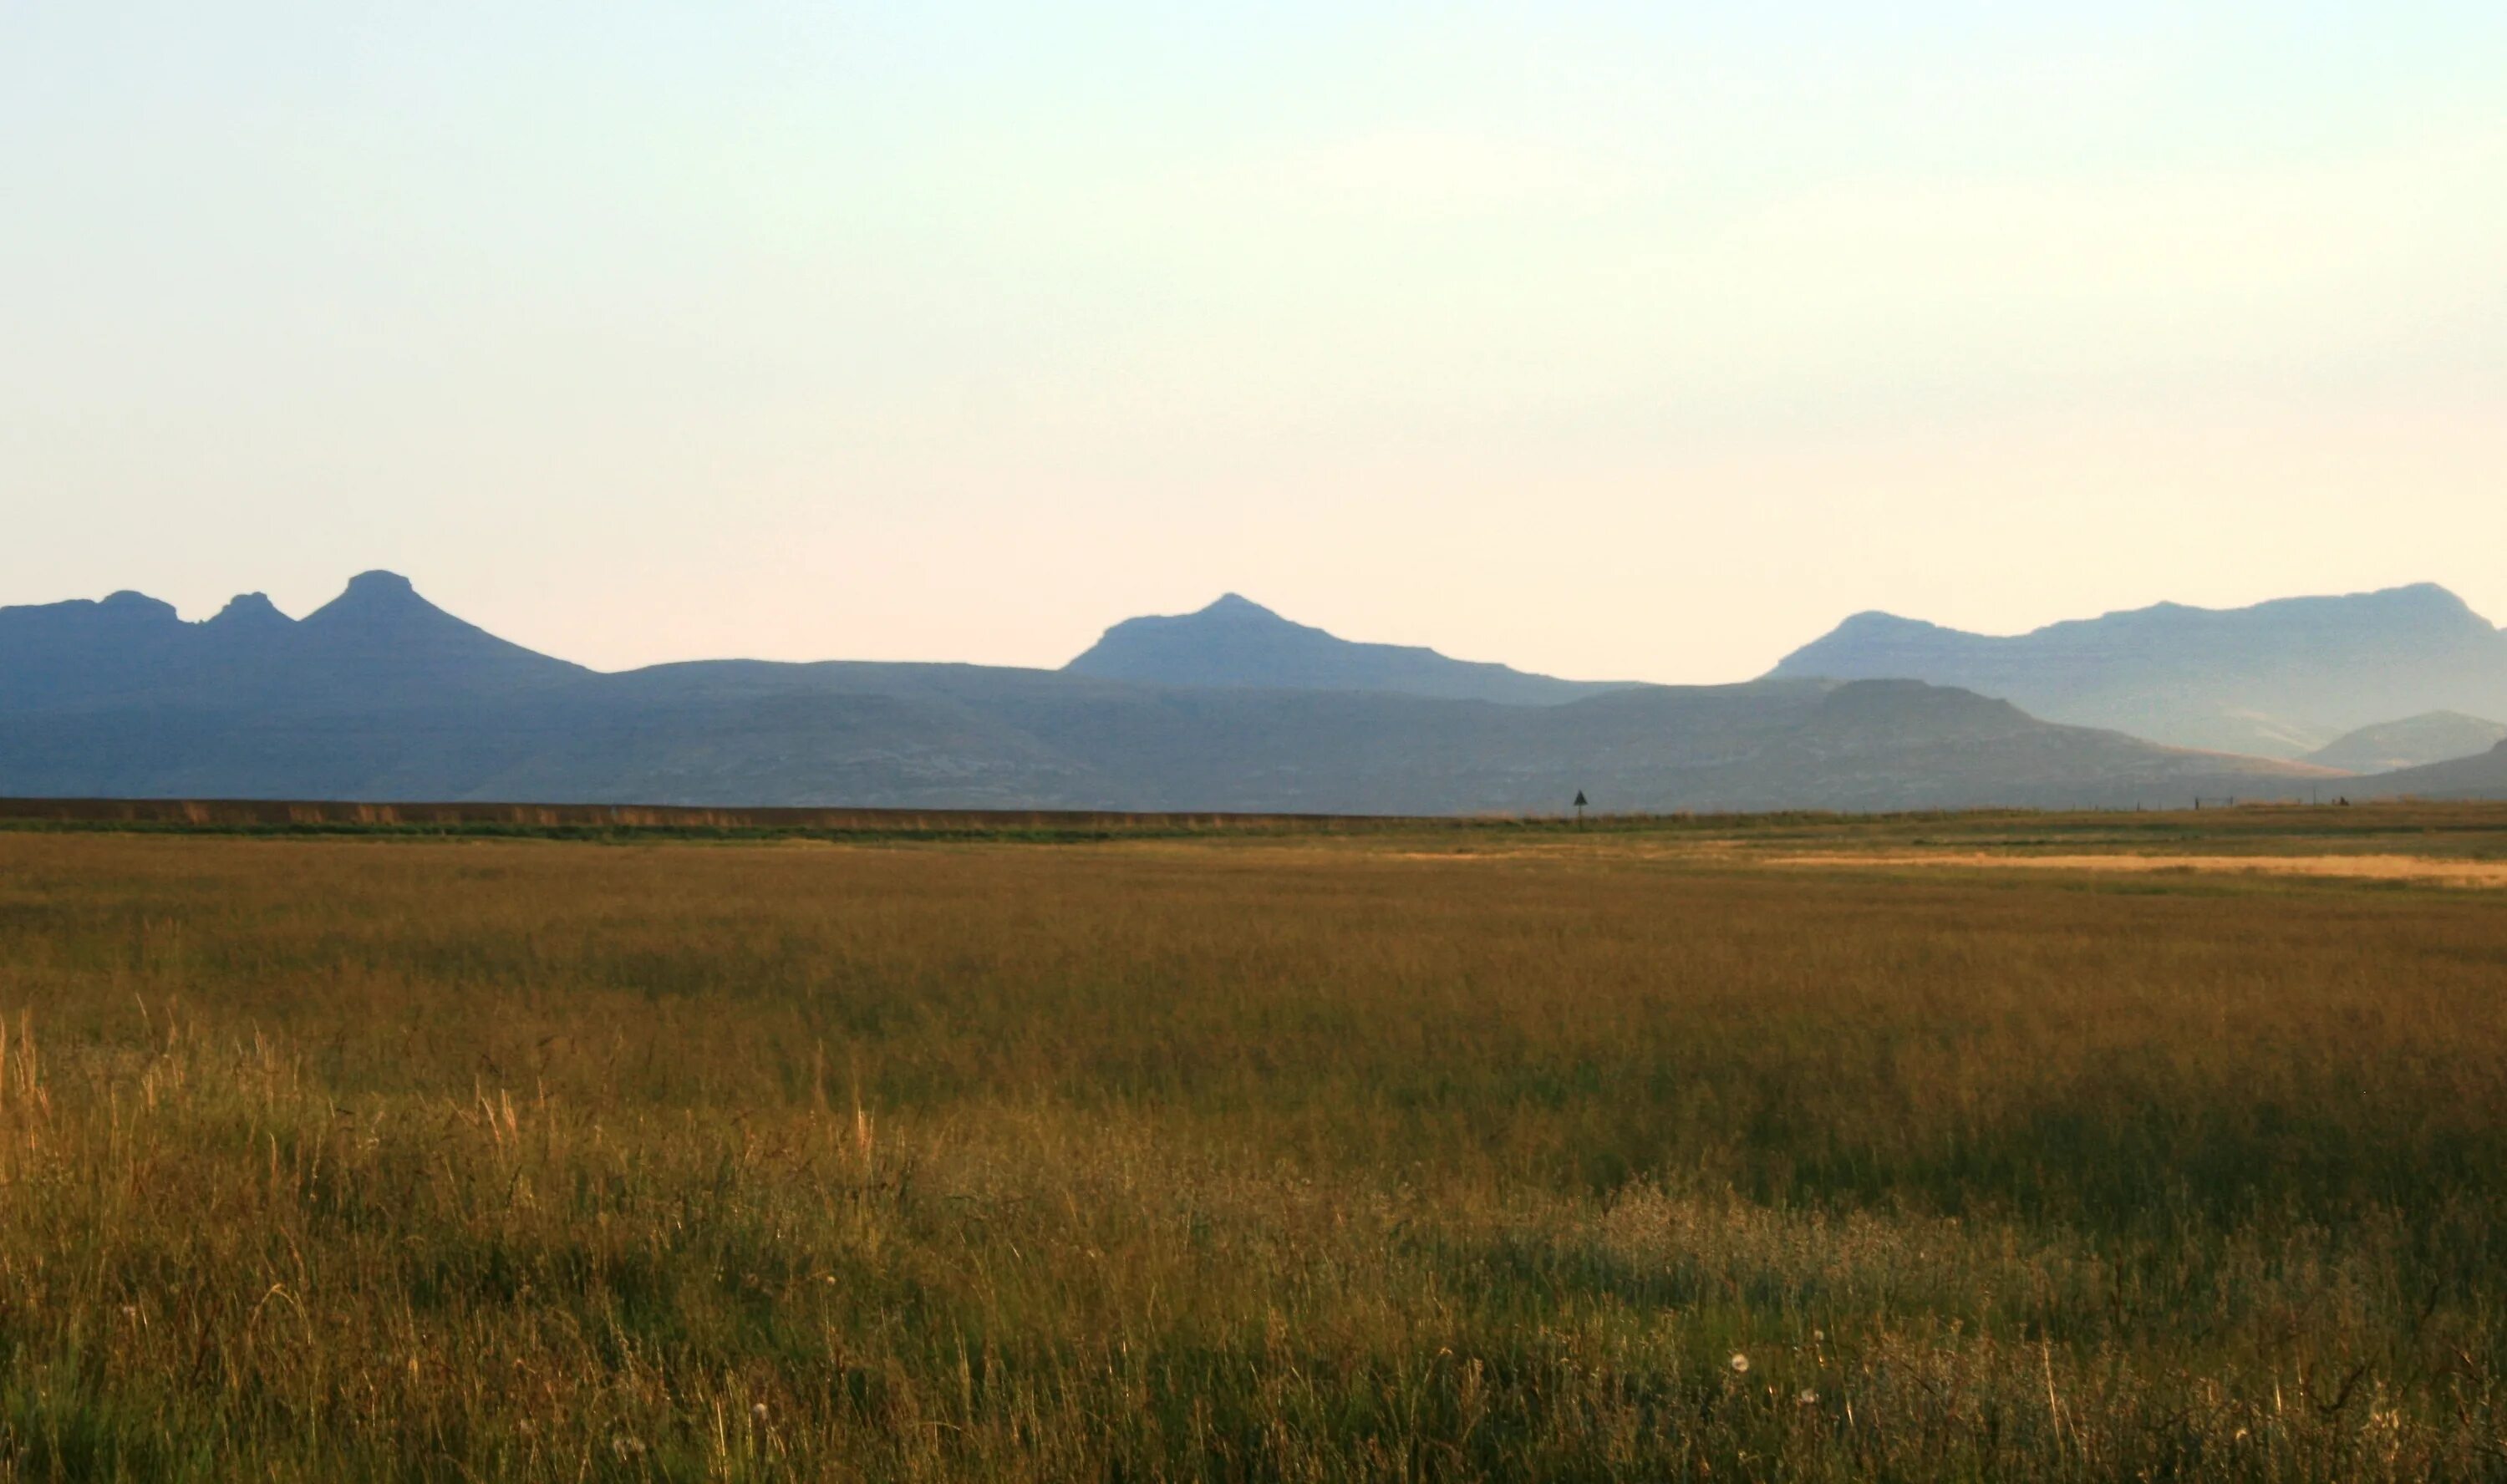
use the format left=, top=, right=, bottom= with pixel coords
left=1770, top=584, right=2507, bottom=759
left=2341, top=739, right=2507, bottom=801
left=285, top=571, right=580, bottom=696
left=1065, top=593, right=1625, bottom=704
left=2305, top=712, right=2507, bottom=774
left=0, top=575, right=2332, bottom=813
left=0, top=569, right=581, bottom=713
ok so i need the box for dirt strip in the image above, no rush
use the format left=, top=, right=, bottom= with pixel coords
left=1769, top=851, right=2507, bottom=887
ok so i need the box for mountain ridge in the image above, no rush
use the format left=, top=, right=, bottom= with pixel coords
left=1772, top=582, right=2507, bottom=759
left=0, top=573, right=2350, bottom=812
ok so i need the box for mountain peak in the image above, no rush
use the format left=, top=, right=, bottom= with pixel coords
left=1829, top=609, right=1951, bottom=638
left=304, top=570, right=455, bottom=630
left=1065, top=596, right=1623, bottom=705
left=292, top=571, right=582, bottom=688
left=95, top=590, right=180, bottom=622
left=206, top=592, right=292, bottom=629
left=335, top=569, right=423, bottom=605
left=2362, top=582, right=2484, bottom=622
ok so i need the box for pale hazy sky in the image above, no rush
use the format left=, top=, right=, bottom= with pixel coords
left=6, top=3, right=2504, bottom=681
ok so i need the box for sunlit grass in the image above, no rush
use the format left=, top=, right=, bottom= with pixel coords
left=0, top=826, right=2502, bottom=1478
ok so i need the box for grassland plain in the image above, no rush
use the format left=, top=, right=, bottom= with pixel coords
left=0, top=810, right=2504, bottom=1480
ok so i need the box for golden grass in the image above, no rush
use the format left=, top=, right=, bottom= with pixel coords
left=1, top=822, right=2504, bottom=1479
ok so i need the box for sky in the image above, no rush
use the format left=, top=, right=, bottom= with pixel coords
left=5, top=3, right=2504, bottom=682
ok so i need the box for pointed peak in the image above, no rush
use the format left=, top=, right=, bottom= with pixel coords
left=1198, top=592, right=1285, bottom=621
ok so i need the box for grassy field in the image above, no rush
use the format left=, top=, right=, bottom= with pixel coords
left=1, top=809, right=2504, bottom=1479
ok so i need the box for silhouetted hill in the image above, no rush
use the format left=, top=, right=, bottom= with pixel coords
left=2305, top=712, right=2507, bottom=773
left=1771, top=584, right=2507, bottom=758
left=1065, top=594, right=1625, bottom=704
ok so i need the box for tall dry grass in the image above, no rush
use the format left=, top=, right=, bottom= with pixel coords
left=0, top=830, right=2503, bottom=1478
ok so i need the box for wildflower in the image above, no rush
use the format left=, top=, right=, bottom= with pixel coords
left=1730, top=1353, right=1750, bottom=1375
left=750, top=1402, right=770, bottom=1423
left=1797, top=1389, right=1818, bottom=1406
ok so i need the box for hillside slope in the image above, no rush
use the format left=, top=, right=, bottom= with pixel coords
left=2305, top=712, right=2507, bottom=773
left=2339, top=740, right=2507, bottom=801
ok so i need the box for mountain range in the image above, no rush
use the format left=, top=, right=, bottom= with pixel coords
left=1771, top=584, right=2507, bottom=760
left=0, top=572, right=2369, bottom=812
